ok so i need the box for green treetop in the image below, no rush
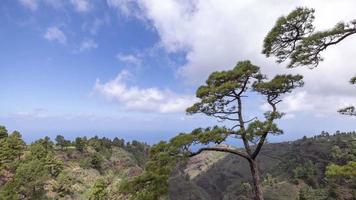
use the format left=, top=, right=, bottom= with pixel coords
left=264, top=7, right=356, bottom=117
left=0, top=129, right=26, bottom=171
left=75, top=137, right=86, bottom=152
left=263, top=7, right=356, bottom=69
left=7, top=131, right=26, bottom=160
left=1, top=138, right=63, bottom=199
left=326, top=161, right=356, bottom=178
left=0, top=125, right=8, bottom=139
left=55, top=135, right=70, bottom=150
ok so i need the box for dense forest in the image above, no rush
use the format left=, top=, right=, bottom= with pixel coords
left=0, top=125, right=355, bottom=199
left=0, top=125, right=149, bottom=199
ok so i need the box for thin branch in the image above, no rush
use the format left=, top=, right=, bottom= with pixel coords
left=244, top=117, right=258, bottom=124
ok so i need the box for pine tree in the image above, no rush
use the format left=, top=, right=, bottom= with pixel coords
left=120, top=61, right=303, bottom=200
left=75, top=137, right=85, bottom=152
left=7, top=131, right=26, bottom=160
left=55, top=135, right=69, bottom=150
left=0, top=125, right=8, bottom=140
left=0, top=130, right=25, bottom=170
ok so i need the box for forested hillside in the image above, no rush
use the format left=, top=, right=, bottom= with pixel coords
left=169, top=131, right=356, bottom=200
left=0, top=125, right=149, bottom=200
left=0, top=124, right=354, bottom=200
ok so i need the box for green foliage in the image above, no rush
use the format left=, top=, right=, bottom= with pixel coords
left=113, top=137, right=125, bottom=147
left=253, top=74, right=304, bottom=98
left=167, top=131, right=356, bottom=200
left=1, top=159, right=48, bottom=199
left=55, top=134, right=70, bottom=150
left=91, top=152, right=104, bottom=171
left=263, top=7, right=356, bottom=68
left=75, top=137, right=86, bottom=152
left=28, top=142, right=63, bottom=177
left=0, top=130, right=26, bottom=171
left=293, top=160, right=317, bottom=179
left=0, top=132, right=148, bottom=200
left=298, top=186, right=328, bottom=200
left=0, top=125, right=8, bottom=139
left=186, top=60, right=302, bottom=141
left=89, top=178, right=108, bottom=200
left=326, top=161, right=356, bottom=178
left=38, top=136, right=54, bottom=151
left=186, top=60, right=262, bottom=117
left=53, top=171, right=77, bottom=197
left=125, top=140, right=150, bottom=167
left=88, top=136, right=103, bottom=152
left=0, top=139, right=63, bottom=199
left=119, top=141, right=181, bottom=200
left=263, top=7, right=315, bottom=63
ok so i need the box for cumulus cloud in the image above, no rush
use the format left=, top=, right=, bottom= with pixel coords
left=279, top=90, right=356, bottom=117
left=44, top=26, right=67, bottom=44
left=79, top=38, right=98, bottom=52
left=116, top=53, right=141, bottom=66
left=113, top=0, right=356, bottom=118
left=93, top=70, right=196, bottom=113
left=14, top=108, right=48, bottom=119
left=71, top=0, right=92, bottom=12
left=19, top=0, right=38, bottom=11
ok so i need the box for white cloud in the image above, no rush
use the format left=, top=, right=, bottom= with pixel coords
left=44, top=26, right=67, bottom=44
left=280, top=91, right=356, bottom=117
left=120, top=0, right=356, bottom=118
left=279, top=92, right=312, bottom=113
left=14, top=108, right=48, bottom=119
left=79, top=38, right=98, bottom=52
left=93, top=70, right=196, bottom=113
left=116, top=53, right=141, bottom=66
left=139, top=0, right=356, bottom=81
left=106, top=0, right=142, bottom=17
left=71, top=0, right=92, bottom=12
left=19, top=0, right=38, bottom=11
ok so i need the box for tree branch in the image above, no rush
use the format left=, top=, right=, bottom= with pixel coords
left=251, top=98, right=277, bottom=159
left=237, top=97, right=253, bottom=156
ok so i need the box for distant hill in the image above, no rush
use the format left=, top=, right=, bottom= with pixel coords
left=169, top=132, right=356, bottom=200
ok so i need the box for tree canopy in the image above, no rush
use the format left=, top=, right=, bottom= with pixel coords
left=0, top=126, right=8, bottom=139
left=263, top=7, right=356, bottom=69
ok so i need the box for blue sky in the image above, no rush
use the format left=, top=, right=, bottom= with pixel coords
left=1, top=0, right=356, bottom=143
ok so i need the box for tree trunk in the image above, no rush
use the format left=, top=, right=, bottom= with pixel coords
left=249, top=159, right=264, bottom=200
